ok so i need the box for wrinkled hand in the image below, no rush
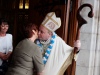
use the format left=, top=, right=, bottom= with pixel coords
left=74, top=40, right=81, bottom=49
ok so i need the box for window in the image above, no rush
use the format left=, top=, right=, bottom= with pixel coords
left=19, top=0, right=29, bottom=9
left=19, top=0, right=23, bottom=9
left=25, top=0, right=29, bottom=9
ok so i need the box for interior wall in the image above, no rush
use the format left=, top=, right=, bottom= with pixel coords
left=75, top=0, right=97, bottom=75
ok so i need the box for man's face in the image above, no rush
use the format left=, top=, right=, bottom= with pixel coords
left=38, top=25, right=51, bottom=41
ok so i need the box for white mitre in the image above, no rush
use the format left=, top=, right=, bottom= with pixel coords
left=41, top=12, right=61, bottom=32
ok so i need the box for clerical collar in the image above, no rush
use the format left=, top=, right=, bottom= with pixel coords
left=40, top=37, right=51, bottom=45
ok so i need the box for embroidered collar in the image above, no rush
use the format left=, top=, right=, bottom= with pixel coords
left=36, top=32, right=56, bottom=64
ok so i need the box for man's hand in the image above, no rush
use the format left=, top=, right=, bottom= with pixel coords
left=74, top=40, right=81, bottom=49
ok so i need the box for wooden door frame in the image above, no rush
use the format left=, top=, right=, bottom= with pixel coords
left=64, top=0, right=80, bottom=75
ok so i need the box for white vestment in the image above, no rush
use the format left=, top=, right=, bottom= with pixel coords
left=44, top=36, right=74, bottom=75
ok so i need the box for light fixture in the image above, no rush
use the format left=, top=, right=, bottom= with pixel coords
left=25, top=0, right=29, bottom=9
left=19, top=0, right=23, bottom=9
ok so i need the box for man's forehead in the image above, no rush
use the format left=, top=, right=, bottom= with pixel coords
left=40, top=25, right=46, bottom=30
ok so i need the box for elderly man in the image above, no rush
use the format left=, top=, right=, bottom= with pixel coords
left=36, top=12, right=81, bottom=75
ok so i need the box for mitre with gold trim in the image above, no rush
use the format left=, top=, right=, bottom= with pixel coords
left=41, top=12, right=61, bottom=32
